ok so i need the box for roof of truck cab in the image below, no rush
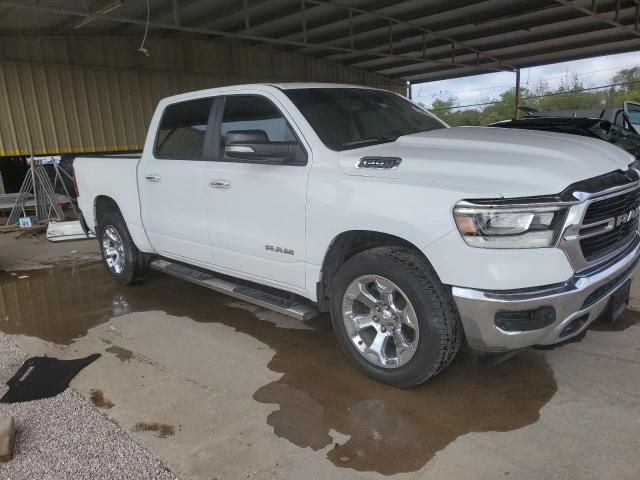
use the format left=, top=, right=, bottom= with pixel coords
left=268, top=82, right=379, bottom=90
left=159, top=82, right=384, bottom=105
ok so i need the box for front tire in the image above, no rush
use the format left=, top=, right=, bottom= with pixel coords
left=329, top=247, right=462, bottom=387
left=97, top=208, right=150, bottom=285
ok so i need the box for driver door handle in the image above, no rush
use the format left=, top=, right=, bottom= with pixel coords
left=209, top=179, right=231, bottom=189
left=145, top=174, right=161, bottom=182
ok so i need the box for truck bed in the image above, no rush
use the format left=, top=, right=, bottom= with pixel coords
left=74, top=154, right=143, bottom=238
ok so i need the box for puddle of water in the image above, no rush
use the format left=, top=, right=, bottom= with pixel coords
left=0, top=262, right=229, bottom=344
left=0, top=262, right=561, bottom=474
left=253, top=344, right=556, bottom=474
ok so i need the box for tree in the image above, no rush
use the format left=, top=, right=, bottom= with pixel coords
left=425, top=66, right=640, bottom=127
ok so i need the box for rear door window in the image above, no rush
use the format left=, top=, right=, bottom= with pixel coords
left=155, top=98, right=213, bottom=159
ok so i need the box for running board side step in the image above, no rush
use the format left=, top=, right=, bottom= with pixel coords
left=150, top=259, right=319, bottom=321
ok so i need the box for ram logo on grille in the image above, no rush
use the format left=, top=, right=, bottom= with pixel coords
left=614, top=206, right=640, bottom=227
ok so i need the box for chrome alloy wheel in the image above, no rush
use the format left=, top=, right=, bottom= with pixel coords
left=341, top=275, right=420, bottom=368
left=102, top=225, right=126, bottom=275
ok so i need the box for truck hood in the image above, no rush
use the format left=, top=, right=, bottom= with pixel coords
left=338, top=126, right=635, bottom=198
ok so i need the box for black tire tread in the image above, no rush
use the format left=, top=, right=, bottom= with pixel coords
left=97, top=207, right=150, bottom=285
left=331, top=246, right=463, bottom=387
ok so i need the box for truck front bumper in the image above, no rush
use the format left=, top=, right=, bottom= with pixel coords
left=451, top=235, right=640, bottom=352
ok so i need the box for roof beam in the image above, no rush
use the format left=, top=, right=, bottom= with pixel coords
left=220, top=0, right=512, bottom=71
left=110, top=0, right=198, bottom=34
left=280, top=0, right=534, bottom=60
left=51, top=0, right=123, bottom=35
left=181, top=0, right=271, bottom=29
left=552, top=0, right=640, bottom=37
left=402, top=29, right=638, bottom=82
left=222, top=0, right=400, bottom=52
left=0, top=0, right=506, bottom=73
left=331, top=1, right=636, bottom=69
left=381, top=23, right=622, bottom=77
left=226, top=0, right=398, bottom=34
left=353, top=6, right=638, bottom=74
left=300, top=0, right=511, bottom=69
left=405, top=36, right=640, bottom=83
left=272, top=0, right=481, bottom=43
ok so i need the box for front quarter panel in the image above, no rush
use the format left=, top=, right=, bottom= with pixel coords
left=306, top=163, right=474, bottom=276
left=306, top=151, right=576, bottom=296
left=424, top=230, right=574, bottom=290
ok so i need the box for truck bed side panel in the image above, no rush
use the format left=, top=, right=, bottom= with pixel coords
left=74, top=155, right=154, bottom=253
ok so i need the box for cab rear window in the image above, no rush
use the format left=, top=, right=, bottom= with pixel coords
left=155, top=98, right=213, bottom=159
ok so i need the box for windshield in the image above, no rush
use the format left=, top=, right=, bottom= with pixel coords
left=284, top=88, right=446, bottom=151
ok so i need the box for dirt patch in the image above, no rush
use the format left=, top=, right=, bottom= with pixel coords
left=90, top=389, right=115, bottom=409
left=105, top=345, right=134, bottom=362
left=132, top=422, right=175, bottom=438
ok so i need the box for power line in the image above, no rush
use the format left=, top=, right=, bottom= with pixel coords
left=415, top=63, right=640, bottom=100
left=428, top=79, right=640, bottom=112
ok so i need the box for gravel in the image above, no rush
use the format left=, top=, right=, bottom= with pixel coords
left=0, top=333, right=179, bottom=480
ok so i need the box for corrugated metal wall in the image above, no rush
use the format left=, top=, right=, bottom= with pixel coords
left=0, top=36, right=406, bottom=156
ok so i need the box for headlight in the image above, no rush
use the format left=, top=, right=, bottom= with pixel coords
left=453, top=204, right=566, bottom=249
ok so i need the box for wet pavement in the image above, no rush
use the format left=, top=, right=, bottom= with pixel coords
left=1, top=262, right=639, bottom=479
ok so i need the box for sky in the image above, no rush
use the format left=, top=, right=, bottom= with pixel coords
left=410, top=51, right=640, bottom=109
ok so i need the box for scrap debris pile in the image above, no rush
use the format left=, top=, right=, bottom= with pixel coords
left=0, top=156, right=93, bottom=241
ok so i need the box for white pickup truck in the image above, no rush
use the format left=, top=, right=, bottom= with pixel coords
left=75, top=83, right=640, bottom=387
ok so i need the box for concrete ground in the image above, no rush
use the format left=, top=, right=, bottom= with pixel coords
left=0, top=233, right=638, bottom=479
left=0, top=232, right=100, bottom=271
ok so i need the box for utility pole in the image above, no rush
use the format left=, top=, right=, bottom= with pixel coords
left=514, top=69, right=521, bottom=120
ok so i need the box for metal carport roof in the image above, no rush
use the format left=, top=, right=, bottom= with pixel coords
left=0, top=0, right=639, bottom=85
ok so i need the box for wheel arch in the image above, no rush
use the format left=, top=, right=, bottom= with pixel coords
left=316, top=230, right=432, bottom=312
left=93, top=195, right=155, bottom=253
left=94, top=195, right=121, bottom=225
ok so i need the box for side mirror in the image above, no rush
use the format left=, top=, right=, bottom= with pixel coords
left=223, top=130, right=302, bottom=165
left=225, top=129, right=269, bottom=146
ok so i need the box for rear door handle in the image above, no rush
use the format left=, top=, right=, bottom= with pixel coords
left=209, top=179, right=231, bottom=189
left=145, top=174, right=161, bottom=182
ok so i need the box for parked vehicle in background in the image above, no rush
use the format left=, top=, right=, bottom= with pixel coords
left=514, top=105, right=639, bottom=133
left=74, top=83, right=640, bottom=387
left=490, top=116, right=640, bottom=158
left=624, top=101, right=640, bottom=132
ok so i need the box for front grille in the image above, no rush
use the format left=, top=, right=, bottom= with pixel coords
left=580, top=188, right=640, bottom=262
left=582, top=188, right=640, bottom=224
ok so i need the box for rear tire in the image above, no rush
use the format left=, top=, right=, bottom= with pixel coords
left=329, top=247, right=462, bottom=388
left=96, top=208, right=150, bottom=285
